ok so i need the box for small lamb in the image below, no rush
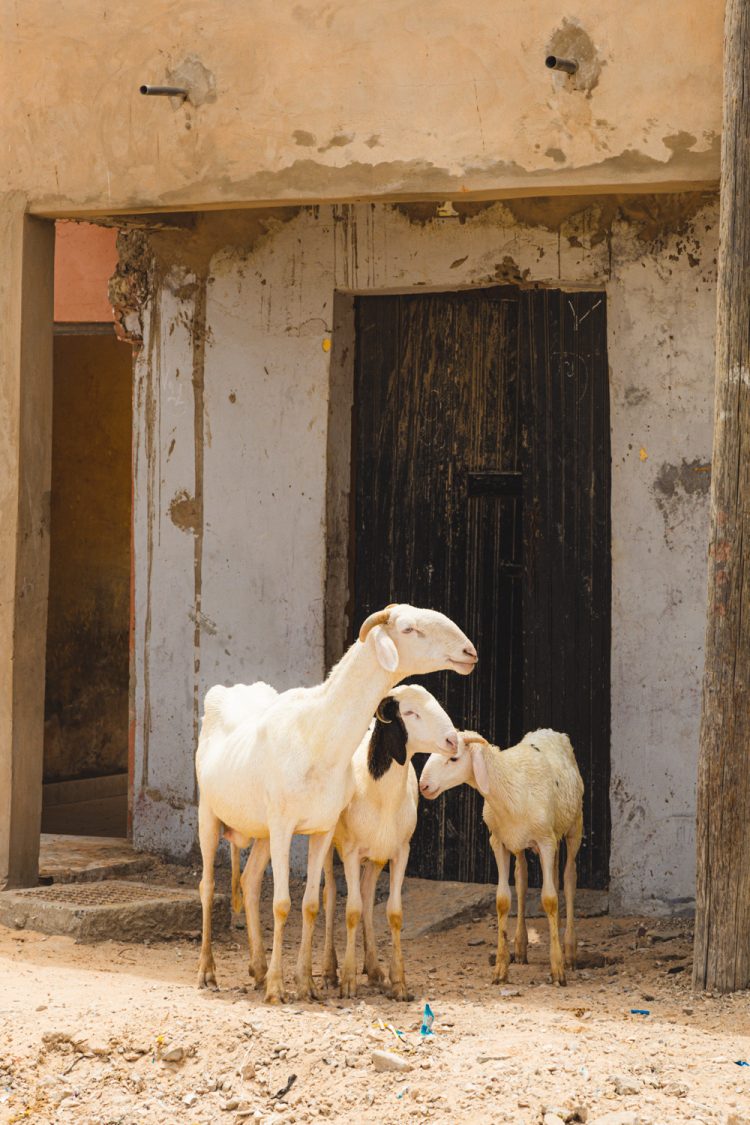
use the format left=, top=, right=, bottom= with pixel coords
left=321, top=684, right=458, bottom=1001
left=419, top=728, right=584, bottom=986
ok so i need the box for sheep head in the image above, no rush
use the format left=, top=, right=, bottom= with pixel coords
left=368, top=685, right=458, bottom=779
left=358, top=603, right=477, bottom=678
left=419, top=732, right=492, bottom=799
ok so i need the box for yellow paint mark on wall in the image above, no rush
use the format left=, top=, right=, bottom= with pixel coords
left=322, top=338, right=331, bottom=352
left=639, top=447, right=648, bottom=461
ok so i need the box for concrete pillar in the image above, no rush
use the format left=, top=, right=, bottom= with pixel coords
left=0, top=196, right=55, bottom=889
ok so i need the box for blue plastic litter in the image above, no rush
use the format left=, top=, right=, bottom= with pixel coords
left=420, top=1002, right=435, bottom=1037
left=630, top=1009, right=650, bottom=1016
left=735, top=1060, right=749, bottom=1067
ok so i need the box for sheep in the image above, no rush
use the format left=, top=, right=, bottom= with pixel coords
left=419, top=728, right=583, bottom=986
left=320, top=684, right=458, bottom=1001
left=195, top=603, right=477, bottom=1003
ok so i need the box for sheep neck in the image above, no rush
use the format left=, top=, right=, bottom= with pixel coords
left=481, top=745, right=525, bottom=816
left=311, top=639, right=399, bottom=765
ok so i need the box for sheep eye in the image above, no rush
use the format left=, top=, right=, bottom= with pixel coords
left=401, top=626, right=414, bottom=634
left=402, top=710, right=417, bottom=718
left=449, top=755, right=459, bottom=762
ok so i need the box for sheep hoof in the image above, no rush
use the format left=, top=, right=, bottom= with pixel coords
left=295, top=976, right=321, bottom=1002
left=323, top=970, right=339, bottom=988
left=491, top=969, right=509, bottom=985
left=264, top=977, right=287, bottom=1004
left=197, top=965, right=218, bottom=990
left=365, top=965, right=386, bottom=985
left=339, top=976, right=358, bottom=999
left=388, top=984, right=413, bottom=1002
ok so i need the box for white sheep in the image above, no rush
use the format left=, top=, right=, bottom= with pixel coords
left=195, top=603, right=477, bottom=1003
left=419, top=728, right=583, bottom=986
left=320, top=684, right=458, bottom=1001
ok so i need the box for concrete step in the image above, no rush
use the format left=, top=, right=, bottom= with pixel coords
left=0, top=879, right=228, bottom=942
left=374, top=876, right=608, bottom=940
left=39, top=834, right=153, bottom=884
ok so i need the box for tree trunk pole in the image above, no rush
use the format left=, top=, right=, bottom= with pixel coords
left=693, top=0, right=750, bottom=993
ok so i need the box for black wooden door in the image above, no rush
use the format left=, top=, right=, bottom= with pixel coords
left=352, top=287, right=610, bottom=887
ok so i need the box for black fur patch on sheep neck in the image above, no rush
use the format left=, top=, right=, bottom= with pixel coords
left=367, top=697, right=408, bottom=779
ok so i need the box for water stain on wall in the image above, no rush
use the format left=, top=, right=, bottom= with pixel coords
left=653, top=457, right=712, bottom=544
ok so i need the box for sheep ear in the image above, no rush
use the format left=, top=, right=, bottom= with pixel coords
left=368, top=698, right=407, bottom=778
left=389, top=709, right=408, bottom=766
left=373, top=626, right=399, bottom=672
left=470, top=743, right=491, bottom=797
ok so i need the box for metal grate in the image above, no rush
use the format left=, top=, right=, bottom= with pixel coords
left=15, top=882, right=194, bottom=906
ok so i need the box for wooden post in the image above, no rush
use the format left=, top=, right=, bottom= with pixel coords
left=0, top=198, right=55, bottom=889
left=693, top=0, right=750, bottom=993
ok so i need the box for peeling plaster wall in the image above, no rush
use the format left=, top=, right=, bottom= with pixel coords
left=1, top=2, right=723, bottom=215
left=132, top=197, right=717, bottom=912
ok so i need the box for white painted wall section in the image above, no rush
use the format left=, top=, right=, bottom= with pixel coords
left=133, top=200, right=716, bottom=911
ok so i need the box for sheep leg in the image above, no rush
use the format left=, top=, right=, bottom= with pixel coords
left=386, top=844, right=413, bottom=1001
left=488, top=834, right=512, bottom=984
left=539, top=839, right=566, bottom=986
left=197, top=800, right=221, bottom=989
left=339, top=847, right=363, bottom=999
left=361, top=859, right=386, bottom=985
left=230, top=842, right=243, bottom=915
left=514, top=850, right=529, bottom=965
left=322, top=846, right=338, bottom=988
left=264, top=822, right=295, bottom=1004
left=242, top=837, right=270, bottom=985
left=563, top=814, right=583, bottom=969
left=295, top=829, right=334, bottom=1002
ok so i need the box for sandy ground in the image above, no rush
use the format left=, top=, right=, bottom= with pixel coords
left=1, top=863, right=749, bottom=1125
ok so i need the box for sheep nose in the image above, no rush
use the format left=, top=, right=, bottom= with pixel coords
left=419, top=781, right=430, bottom=795
left=446, top=731, right=458, bottom=751
left=463, top=642, right=478, bottom=661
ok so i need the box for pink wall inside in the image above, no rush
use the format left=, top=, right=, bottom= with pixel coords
left=54, top=222, right=118, bottom=323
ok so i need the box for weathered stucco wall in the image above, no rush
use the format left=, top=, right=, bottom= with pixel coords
left=1, top=2, right=722, bottom=216
left=131, top=196, right=716, bottom=911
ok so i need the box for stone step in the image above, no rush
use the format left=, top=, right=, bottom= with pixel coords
left=374, top=877, right=608, bottom=940
left=0, top=879, right=228, bottom=942
left=39, top=834, right=153, bottom=884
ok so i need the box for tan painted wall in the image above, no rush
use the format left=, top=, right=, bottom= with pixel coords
left=0, top=205, right=54, bottom=888
left=1, top=2, right=722, bottom=216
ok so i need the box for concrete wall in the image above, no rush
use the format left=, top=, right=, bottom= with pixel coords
left=131, top=196, right=716, bottom=912
left=2, top=3, right=722, bottom=216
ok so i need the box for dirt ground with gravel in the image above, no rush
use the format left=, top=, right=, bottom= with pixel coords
left=1, top=861, right=749, bottom=1125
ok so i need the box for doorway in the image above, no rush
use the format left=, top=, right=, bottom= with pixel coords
left=42, top=329, right=132, bottom=838
left=352, top=287, right=610, bottom=887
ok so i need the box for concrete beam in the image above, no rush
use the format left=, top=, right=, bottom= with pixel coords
left=0, top=196, right=55, bottom=889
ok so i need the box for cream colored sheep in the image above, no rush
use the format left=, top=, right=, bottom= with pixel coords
left=419, top=728, right=583, bottom=985
left=321, top=684, right=458, bottom=1001
left=195, top=604, right=477, bottom=1003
